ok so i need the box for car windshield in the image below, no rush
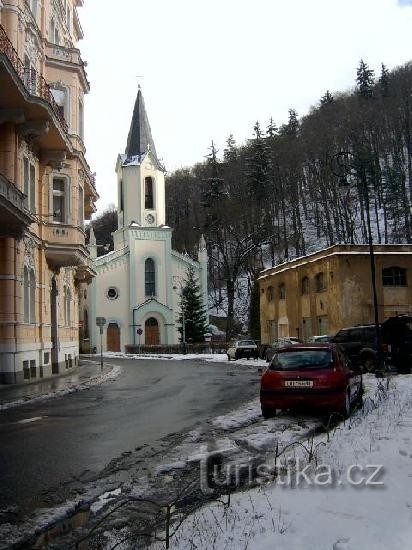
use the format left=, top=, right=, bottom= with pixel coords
left=238, top=340, right=255, bottom=346
left=270, top=350, right=332, bottom=370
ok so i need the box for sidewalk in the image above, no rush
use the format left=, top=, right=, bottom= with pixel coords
left=0, top=358, right=118, bottom=410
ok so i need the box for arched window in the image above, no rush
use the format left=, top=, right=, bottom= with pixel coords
left=30, top=269, right=36, bottom=323
left=301, top=276, right=309, bottom=295
left=67, top=287, right=71, bottom=325
left=24, top=266, right=30, bottom=323
left=315, top=272, right=326, bottom=292
left=23, top=267, right=36, bottom=323
left=266, top=286, right=274, bottom=302
left=279, top=283, right=286, bottom=300
left=52, top=176, right=69, bottom=223
left=145, top=177, right=154, bottom=209
left=84, top=309, right=89, bottom=339
left=382, top=267, right=407, bottom=286
left=145, top=258, right=156, bottom=296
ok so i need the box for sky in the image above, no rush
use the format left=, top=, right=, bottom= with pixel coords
left=79, top=0, right=412, bottom=214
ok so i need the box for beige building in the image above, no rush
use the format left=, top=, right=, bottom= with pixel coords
left=259, top=244, right=412, bottom=344
left=0, top=0, right=97, bottom=383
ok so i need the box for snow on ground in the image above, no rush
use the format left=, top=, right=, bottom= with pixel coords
left=102, top=351, right=267, bottom=368
left=0, top=364, right=121, bottom=411
left=90, top=488, right=122, bottom=514
left=148, top=374, right=412, bottom=550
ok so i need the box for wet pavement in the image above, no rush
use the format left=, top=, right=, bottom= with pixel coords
left=0, top=357, right=260, bottom=515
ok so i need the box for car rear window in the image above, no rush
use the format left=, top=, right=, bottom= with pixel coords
left=270, top=350, right=332, bottom=370
left=238, top=340, right=255, bottom=346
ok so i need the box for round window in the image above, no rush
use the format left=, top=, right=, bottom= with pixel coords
left=107, top=287, right=119, bottom=300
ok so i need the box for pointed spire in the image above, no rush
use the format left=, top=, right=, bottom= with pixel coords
left=125, top=88, right=159, bottom=163
left=198, top=234, right=207, bottom=262
left=89, top=225, right=96, bottom=245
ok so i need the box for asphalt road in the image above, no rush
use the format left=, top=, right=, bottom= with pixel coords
left=0, top=358, right=260, bottom=514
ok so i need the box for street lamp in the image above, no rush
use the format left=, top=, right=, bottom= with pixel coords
left=331, top=151, right=384, bottom=375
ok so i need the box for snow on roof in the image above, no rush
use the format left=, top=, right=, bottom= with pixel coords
left=258, top=243, right=412, bottom=280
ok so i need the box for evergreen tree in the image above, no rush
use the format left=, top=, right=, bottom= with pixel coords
left=246, top=121, right=272, bottom=207
left=266, top=117, right=278, bottom=138
left=320, top=90, right=334, bottom=106
left=280, top=109, right=300, bottom=137
left=248, top=278, right=261, bottom=341
left=202, top=141, right=227, bottom=207
left=223, top=134, right=237, bottom=162
left=177, top=266, right=208, bottom=344
left=356, top=59, right=375, bottom=98
left=379, top=63, right=390, bottom=97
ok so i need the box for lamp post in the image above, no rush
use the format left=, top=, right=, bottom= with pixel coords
left=331, top=151, right=384, bottom=374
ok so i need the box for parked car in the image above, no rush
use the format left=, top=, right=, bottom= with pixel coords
left=260, top=343, right=363, bottom=418
left=330, top=324, right=380, bottom=371
left=309, top=334, right=332, bottom=343
left=227, top=339, right=259, bottom=360
left=265, top=337, right=301, bottom=362
left=381, top=315, right=412, bottom=374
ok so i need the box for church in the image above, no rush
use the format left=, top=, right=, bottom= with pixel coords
left=83, top=89, right=208, bottom=352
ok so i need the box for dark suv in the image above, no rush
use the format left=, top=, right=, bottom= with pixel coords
left=330, top=325, right=380, bottom=371
left=331, top=316, right=412, bottom=373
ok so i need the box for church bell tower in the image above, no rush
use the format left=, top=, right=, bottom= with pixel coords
left=115, top=87, right=166, bottom=230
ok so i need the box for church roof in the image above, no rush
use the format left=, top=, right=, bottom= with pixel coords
left=125, top=88, right=160, bottom=166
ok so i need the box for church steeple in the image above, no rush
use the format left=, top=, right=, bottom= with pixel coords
left=116, top=87, right=166, bottom=230
left=125, top=87, right=159, bottom=165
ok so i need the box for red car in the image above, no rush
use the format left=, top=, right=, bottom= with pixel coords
left=260, top=343, right=363, bottom=418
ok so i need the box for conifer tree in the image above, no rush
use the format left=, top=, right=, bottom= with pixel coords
left=379, top=63, right=390, bottom=97
left=246, top=121, right=272, bottom=207
left=203, top=141, right=227, bottom=208
left=177, top=266, right=208, bottom=344
left=356, top=59, right=375, bottom=98
left=266, top=117, right=278, bottom=138
left=320, top=90, right=334, bottom=106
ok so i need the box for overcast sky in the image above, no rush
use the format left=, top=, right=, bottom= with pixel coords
left=79, top=0, right=412, bottom=214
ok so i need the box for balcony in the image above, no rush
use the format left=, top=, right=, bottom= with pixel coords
left=44, top=42, right=90, bottom=92
left=0, top=172, right=35, bottom=238
left=0, top=24, right=70, bottom=151
left=43, top=223, right=89, bottom=269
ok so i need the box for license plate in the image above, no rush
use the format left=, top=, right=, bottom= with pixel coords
left=284, top=380, right=313, bottom=388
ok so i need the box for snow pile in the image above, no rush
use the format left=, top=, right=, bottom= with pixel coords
left=0, top=364, right=121, bottom=411
left=102, top=351, right=267, bottom=368
left=150, top=374, right=412, bottom=550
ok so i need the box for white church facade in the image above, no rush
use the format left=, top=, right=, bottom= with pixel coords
left=83, top=89, right=208, bottom=352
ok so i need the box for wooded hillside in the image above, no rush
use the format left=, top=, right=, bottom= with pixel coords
left=165, top=61, right=412, bottom=338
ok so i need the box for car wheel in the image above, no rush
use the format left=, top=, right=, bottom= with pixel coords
left=356, top=385, right=364, bottom=408
left=363, top=357, right=375, bottom=372
left=261, top=405, right=276, bottom=419
left=340, top=390, right=351, bottom=419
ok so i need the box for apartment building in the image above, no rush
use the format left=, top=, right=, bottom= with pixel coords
left=0, top=0, right=97, bottom=383
left=258, top=244, right=412, bottom=344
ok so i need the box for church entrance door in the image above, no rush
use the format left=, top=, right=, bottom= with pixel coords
left=145, top=317, right=160, bottom=345
left=107, top=322, right=121, bottom=352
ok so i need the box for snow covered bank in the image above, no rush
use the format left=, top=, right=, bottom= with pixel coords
left=102, top=350, right=267, bottom=368
left=150, top=374, right=412, bottom=550
left=0, top=364, right=121, bottom=411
